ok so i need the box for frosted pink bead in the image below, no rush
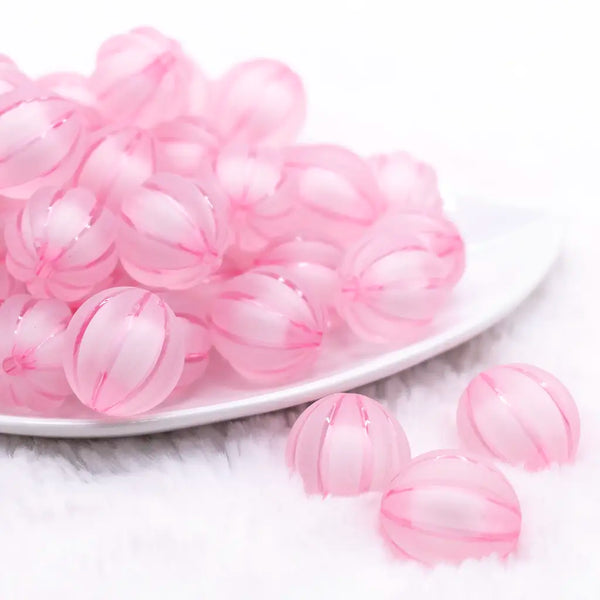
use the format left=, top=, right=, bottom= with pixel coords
left=0, top=56, right=29, bottom=96
left=72, top=126, right=157, bottom=211
left=92, top=27, right=190, bottom=128
left=211, top=59, right=306, bottom=146
left=215, top=146, right=292, bottom=254
left=457, top=364, right=580, bottom=470
left=153, top=116, right=220, bottom=177
left=0, top=294, right=72, bottom=412
left=337, top=213, right=465, bottom=343
left=5, top=186, right=117, bottom=302
left=0, top=88, right=87, bottom=199
left=284, top=145, right=385, bottom=245
left=380, top=450, right=521, bottom=565
left=210, top=268, right=324, bottom=382
left=184, top=58, right=210, bottom=117
left=63, top=286, right=185, bottom=416
left=368, top=151, right=443, bottom=214
left=160, top=291, right=211, bottom=388
left=255, top=236, right=342, bottom=314
left=118, top=172, right=229, bottom=290
left=286, top=393, right=411, bottom=496
left=0, top=263, right=25, bottom=301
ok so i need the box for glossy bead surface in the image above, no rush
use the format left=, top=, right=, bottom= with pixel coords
left=284, top=145, right=384, bottom=245
left=5, top=186, right=117, bottom=302
left=211, top=59, right=306, bottom=146
left=0, top=294, right=72, bottom=412
left=215, top=146, right=291, bottom=253
left=153, top=116, right=219, bottom=177
left=337, top=213, right=465, bottom=343
left=72, top=126, right=157, bottom=211
left=286, top=393, right=411, bottom=496
left=92, top=27, right=190, bottom=128
left=369, top=151, right=443, bottom=214
left=160, top=290, right=211, bottom=388
left=210, top=268, right=324, bottom=382
left=380, top=450, right=521, bottom=565
left=0, top=89, right=87, bottom=198
left=63, top=287, right=185, bottom=416
left=457, top=364, right=580, bottom=470
left=118, top=172, right=229, bottom=290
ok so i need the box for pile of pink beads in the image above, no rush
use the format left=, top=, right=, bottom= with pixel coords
left=287, top=365, right=580, bottom=565
left=0, top=28, right=465, bottom=417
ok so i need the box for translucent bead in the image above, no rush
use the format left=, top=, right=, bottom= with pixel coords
left=160, top=291, right=211, bottom=388
left=5, top=186, right=117, bottom=302
left=0, top=55, right=29, bottom=95
left=117, top=172, right=229, bottom=290
left=210, top=268, right=324, bottom=382
left=184, top=58, right=210, bottom=117
left=153, top=116, right=220, bottom=177
left=92, top=27, right=190, bottom=128
left=337, top=213, right=465, bottom=343
left=380, top=450, right=521, bottom=564
left=72, top=126, right=157, bottom=211
left=457, top=364, right=580, bottom=470
left=368, top=151, right=443, bottom=214
left=0, top=88, right=87, bottom=199
left=0, top=294, right=72, bottom=412
left=0, top=263, right=25, bottom=302
left=286, top=393, right=411, bottom=496
left=63, top=286, right=185, bottom=416
left=255, top=236, right=342, bottom=317
left=211, top=59, right=306, bottom=146
left=214, top=146, right=292, bottom=254
left=284, top=145, right=385, bottom=246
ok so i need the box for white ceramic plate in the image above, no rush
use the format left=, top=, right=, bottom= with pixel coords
left=0, top=199, right=562, bottom=438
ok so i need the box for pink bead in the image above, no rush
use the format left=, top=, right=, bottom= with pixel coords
left=255, top=236, right=342, bottom=315
left=214, top=146, right=292, bottom=254
left=284, top=145, right=385, bottom=245
left=117, top=172, right=229, bottom=290
left=0, top=55, right=29, bottom=96
left=160, top=291, right=211, bottom=388
left=153, top=116, right=220, bottom=177
left=337, top=213, right=465, bottom=343
left=0, top=294, right=72, bottom=412
left=457, top=364, right=580, bottom=470
left=286, top=393, right=411, bottom=496
left=5, top=186, right=118, bottom=302
left=211, top=59, right=306, bottom=146
left=0, top=88, right=87, bottom=199
left=380, top=450, right=521, bottom=565
left=368, top=151, right=443, bottom=214
left=72, top=126, right=157, bottom=211
left=210, top=268, right=324, bottom=382
left=184, top=59, right=210, bottom=117
left=63, top=286, right=185, bottom=416
left=92, top=27, right=190, bottom=128
left=0, top=263, right=25, bottom=302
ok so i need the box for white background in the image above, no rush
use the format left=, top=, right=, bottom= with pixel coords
left=2, top=0, right=598, bottom=212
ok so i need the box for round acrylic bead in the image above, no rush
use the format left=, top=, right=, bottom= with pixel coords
left=72, top=126, right=157, bottom=211
left=369, top=151, right=443, bottom=215
left=0, top=263, right=25, bottom=302
left=0, top=88, right=87, bottom=199
left=92, top=27, right=191, bottom=128
left=0, top=294, right=72, bottom=412
left=118, top=172, right=229, bottom=290
left=337, top=213, right=465, bottom=343
left=0, top=55, right=29, bottom=96
left=255, top=236, right=342, bottom=315
left=5, top=186, right=118, bottom=302
left=214, top=146, right=292, bottom=254
left=457, top=364, right=580, bottom=470
left=380, top=449, right=521, bottom=565
left=211, top=59, right=306, bottom=146
left=63, top=286, right=185, bottom=416
left=160, top=291, right=211, bottom=388
left=153, top=116, right=220, bottom=177
left=286, top=393, right=411, bottom=496
left=284, top=145, right=385, bottom=246
left=210, top=268, right=324, bottom=382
